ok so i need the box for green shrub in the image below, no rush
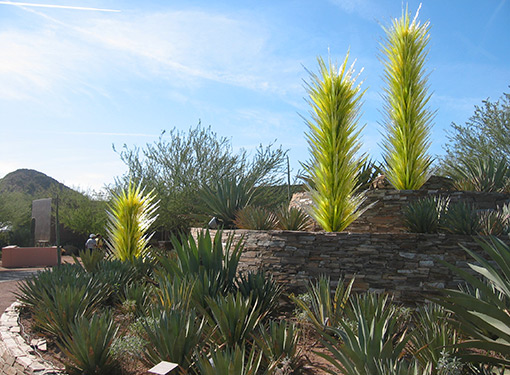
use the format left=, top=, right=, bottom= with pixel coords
left=275, top=205, right=310, bottom=231
left=153, top=274, right=194, bottom=312
left=58, top=312, right=119, bottom=375
left=234, top=205, right=279, bottom=230
left=236, top=270, right=283, bottom=318
left=291, top=276, right=354, bottom=331
left=404, top=196, right=449, bottom=233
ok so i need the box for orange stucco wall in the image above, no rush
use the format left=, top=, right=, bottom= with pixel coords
left=1, top=247, right=58, bottom=268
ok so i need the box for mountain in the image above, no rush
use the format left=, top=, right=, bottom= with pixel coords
left=0, top=169, right=75, bottom=196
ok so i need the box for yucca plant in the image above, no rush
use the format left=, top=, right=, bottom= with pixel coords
left=234, top=205, right=279, bottom=230
left=404, top=196, right=449, bottom=233
left=153, top=274, right=195, bottom=312
left=161, top=230, right=243, bottom=301
left=105, top=182, right=159, bottom=262
left=257, top=320, right=309, bottom=374
left=380, top=5, right=434, bottom=190
left=275, top=204, right=311, bottom=231
left=73, top=248, right=105, bottom=272
left=195, top=345, right=263, bottom=375
left=356, top=159, right=383, bottom=192
left=118, top=282, right=153, bottom=317
left=32, top=283, right=106, bottom=338
left=143, top=308, right=206, bottom=371
left=410, top=303, right=461, bottom=373
left=450, top=156, right=510, bottom=192
left=440, top=201, right=480, bottom=235
left=205, top=292, right=266, bottom=348
left=290, top=276, right=354, bottom=330
left=434, top=237, right=510, bottom=366
left=236, top=270, right=283, bottom=318
left=57, top=312, right=119, bottom=375
left=201, top=175, right=257, bottom=227
left=303, top=53, right=368, bottom=232
left=16, top=264, right=88, bottom=310
left=317, top=293, right=411, bottom=375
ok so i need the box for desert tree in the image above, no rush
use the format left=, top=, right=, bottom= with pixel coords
left=303, top=53, right=367, bottom=232
left=380, top=5, right=434, bottom=190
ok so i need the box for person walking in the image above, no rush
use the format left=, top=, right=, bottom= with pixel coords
left=85, top=234, right=97, bottom=251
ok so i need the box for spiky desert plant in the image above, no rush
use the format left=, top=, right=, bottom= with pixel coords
left=105, top=182, right=159, bottom=262
left=234, top=205, right=279, bottom=230
left=303, top=53, right=368, bottom=232
left=380, top=5, right=434, bottom=190
left=403, top=195, right=449, bottom=233
left=57, top=312, right=119, bottom=375
left=276, top=204, right=311, bottom=231
left=317, top=293, right=411, bottom=375
left=450, top=156, right=510, bottom=193
left=434, top=237, right=510, bottom=366
left=291, top=276, right=354, bottom=331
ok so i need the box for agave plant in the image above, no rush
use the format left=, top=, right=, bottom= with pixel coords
left=143, top=308, right=206, bottom=371
left=410, top=303, right=461, bottom=373
left=195, top=345, right=263, bottom=375
left=303, top=53, right=368, bottom=232
left=404, top=196, right=449, bottom=233
left=205, top=292, right=266, bottom=348
left=57, top=312, right=119, bottom=375
left=380, top=5, right=434, bottom=190
left=73, top=248, right=104, bottom=272
left=105, top=182, right=159, bottom=262
left=275, top=204, right=311, bottom=231
left=440, top=201, right=480, bottom=235
left=257, top=320, right=309, bottom=374
left=236, top=270, right=283, bottom=318
left=290, top=276, right=354, bottom=331
left=201, top=175, right=257, bottom=227
left=317, top=293, right=411, bottom=375
left=435, top=237, right=510, bottom=366
left=450, top=156, right=510, bottom=192
left=234, top=205, right=279, bottom=230
left=160, top=230, right=243, bottom=303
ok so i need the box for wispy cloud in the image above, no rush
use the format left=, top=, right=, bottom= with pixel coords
left=0, top=1, right=119, bottom=12
left=0, top=7, right=304, bottom=104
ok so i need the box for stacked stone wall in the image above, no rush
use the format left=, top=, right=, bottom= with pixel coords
left=192, top=229, right=510, bottom=304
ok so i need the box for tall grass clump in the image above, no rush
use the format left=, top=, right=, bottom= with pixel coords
left=380, top=5, right=434, bottom=190
left=105, top=182, right=159, bottom=262
left=303, top=53, right=368, bottom=232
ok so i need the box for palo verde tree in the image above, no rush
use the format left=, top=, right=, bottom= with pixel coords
left=439, top=90, right=510, bottom=172
left=115, top=124, right=287, bottom=235
left=303, top=54, right=367, bottom=232
left=380, top=5, right=434, bottom=190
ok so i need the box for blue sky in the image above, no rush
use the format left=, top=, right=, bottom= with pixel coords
left=0, top=0, right=509, bottom=191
